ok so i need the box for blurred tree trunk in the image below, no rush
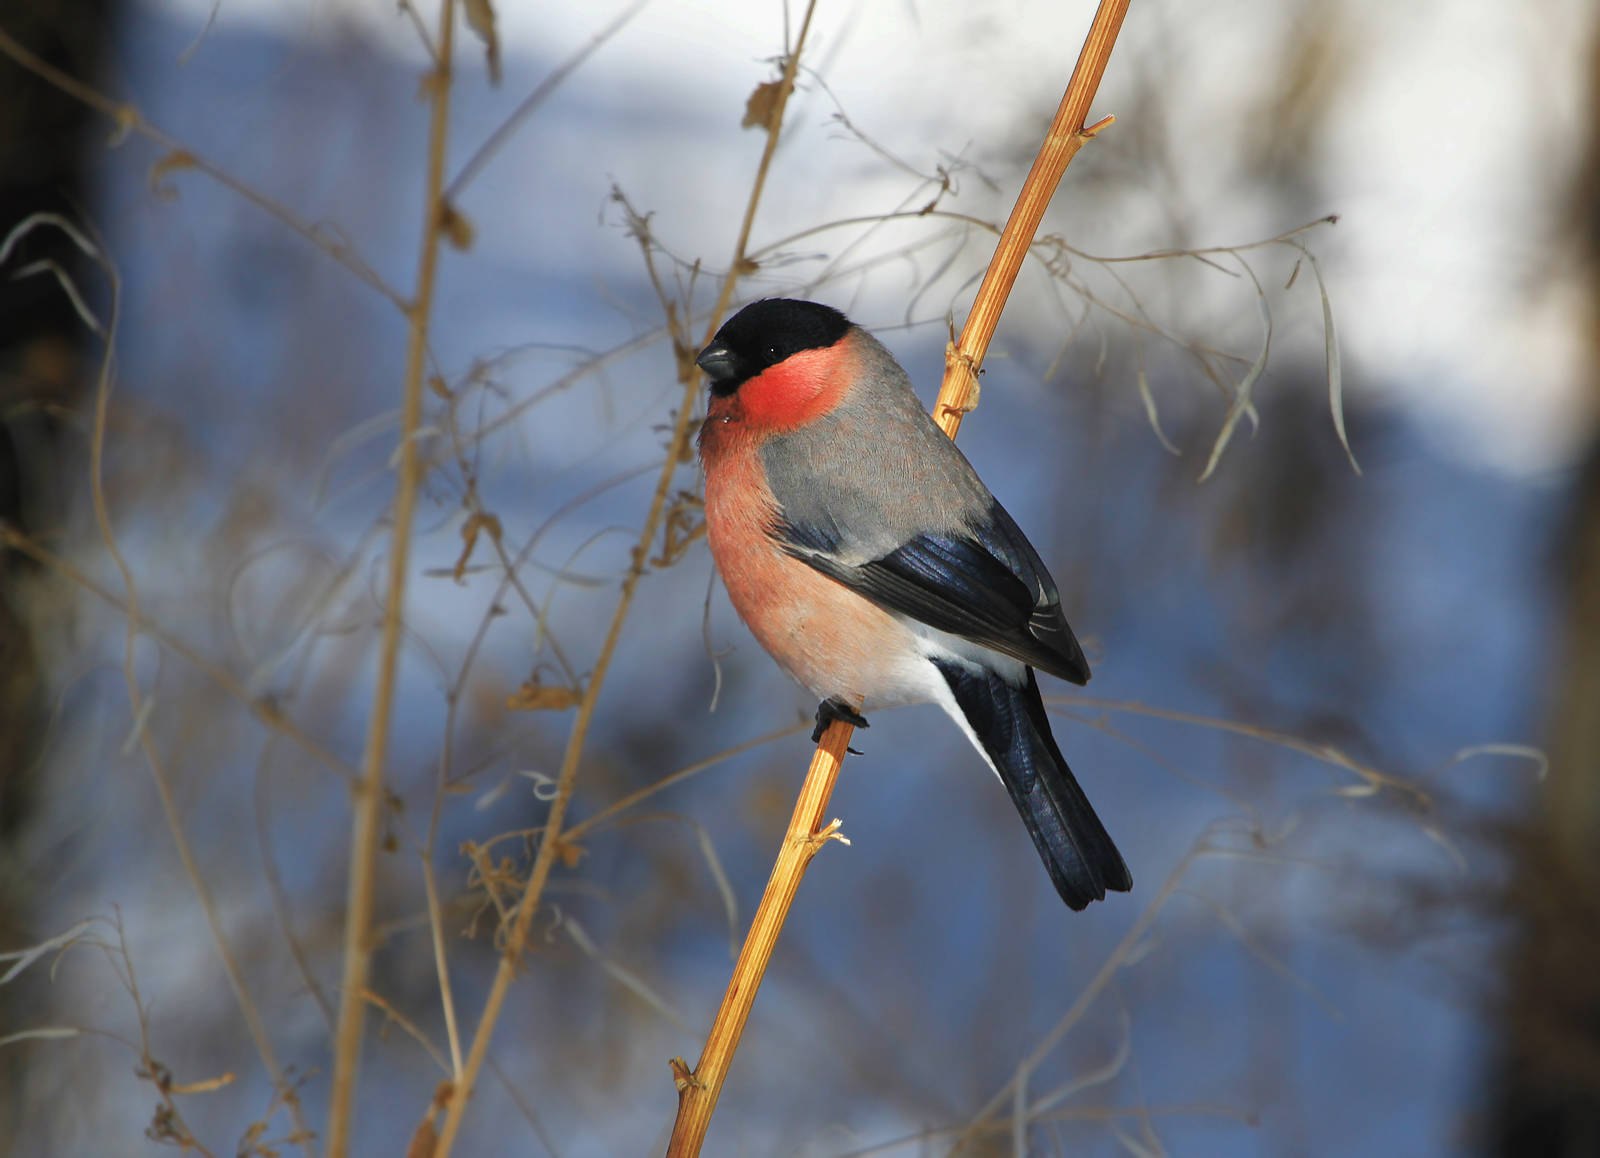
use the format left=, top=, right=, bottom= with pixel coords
left=1489, top=21, right=1600, bottom=1158
left=0, top=5, right=108, bottom=811
left=0, top=0, right=108, bottom=1132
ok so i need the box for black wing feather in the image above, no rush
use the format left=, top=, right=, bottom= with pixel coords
left=776, top=500, right=1090, bottom=684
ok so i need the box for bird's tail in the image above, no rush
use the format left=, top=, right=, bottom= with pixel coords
left=936, top=661, right=1132, bottom=910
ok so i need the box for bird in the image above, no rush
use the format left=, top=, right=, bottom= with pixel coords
left=694, top=298, right=1132, bottom=911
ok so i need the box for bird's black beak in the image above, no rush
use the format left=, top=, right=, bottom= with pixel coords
left=695, top=342, right=739, bottom=385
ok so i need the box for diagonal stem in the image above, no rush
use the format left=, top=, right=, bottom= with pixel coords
left=665, top=2, right=1131, bottom=1154
left=934, top=1, right=1129, bottom=435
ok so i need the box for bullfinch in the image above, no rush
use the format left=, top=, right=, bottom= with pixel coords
left=695, top=298, right=1131, bottom=911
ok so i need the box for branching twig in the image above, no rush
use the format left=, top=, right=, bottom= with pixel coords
left=932, top=10, right=1129, bottom=434
left=60, top=220, right=317, bottom=1151
left=664, top=2, right=1132, bottom=1154
left=949, top=830, right=1210, bottom=1154
left=445, top=0, right=650, bottom=201
left=0, top=24, right=403, bottom=308
left=326, top=2, right=458, bottom=1153
left=0, top=526, right=359, bottom=783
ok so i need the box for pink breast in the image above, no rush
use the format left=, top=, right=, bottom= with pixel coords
left=702, top=432, right=915, bottom=706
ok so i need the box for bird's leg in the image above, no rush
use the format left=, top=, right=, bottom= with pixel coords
left=812, top=696, right=870, bottom=744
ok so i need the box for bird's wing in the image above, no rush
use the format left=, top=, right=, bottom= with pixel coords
left=776, top=500, right=1091, bottom=685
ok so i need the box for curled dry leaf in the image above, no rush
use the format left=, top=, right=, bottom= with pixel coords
left=741, top=78, right=784, bottom=129
left=462, top=0, right=502, bottom=85
left=406, top=1119, right=438, bottom=1158
left=149, top=149, right=198, bottom=201
left=551, top=834, right=586, bottom=869
left=166, top=1071, right=236, bottom=1096
left=439, top=201, right=476, bottom=251
left=405, top=1081, right=454, bottom=1158
left=452, top=510, right=502, bottom=581
left=506, top=680, right=582, bottom=711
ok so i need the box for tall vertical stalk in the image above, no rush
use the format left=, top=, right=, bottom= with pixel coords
left=326, top=3, right=457, bottom=1153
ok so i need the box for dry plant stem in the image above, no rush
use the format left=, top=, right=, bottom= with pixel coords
left=665, top=3, right=1130, bottom=1154
left=326, top=2, right=456, bottom=1154
left=933, top=0, right=1130, bottom=434
left=421, top=846, right=465, bottom=1077
left=665, top=724, right=851, bottom=1156
left=0, top=527, right=357, bottom=782
left=950, top=842, right=1201, bottom=1156
left=83, top=281, right=315, bottom=1150
left=430, top=8, right=822, bottom=1154
left=0, top=26, right=402, bottom=308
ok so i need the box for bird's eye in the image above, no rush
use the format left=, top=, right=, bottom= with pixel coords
left=766, top=345, right=779, bottom=361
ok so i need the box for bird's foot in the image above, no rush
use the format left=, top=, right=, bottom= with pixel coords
left=812, top=697, right=869, bottom=744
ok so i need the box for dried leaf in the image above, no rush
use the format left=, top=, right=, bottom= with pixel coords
left=1435, top=742, right=1549, bottom=782
left=438, top=201, right=475, bottom=251
left=149, top=150, right=198, bottom=201
left=1136, top=364, right=1181, bottom=455
left=506, top=680, right=581, bottom=711
left=0, top=919, right=98, bottom=986
left=742, top=79, right=783, bottom=129
left=405, top=1119, right=438, bottom=1158
left=167, top=1071, right=236, bottom=1096
left=0, top=1026, right=79, bottom=1047
left=452, top=510, right=502, bottom=581
left=1294, top=241, right=1361, bottom=476
left=462, top=0, right=502, bottom=85
left=1198, top=259, right=1272, bottom=482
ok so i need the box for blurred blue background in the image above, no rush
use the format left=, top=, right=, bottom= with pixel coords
left=2, top=1, right=1595, bottom=1154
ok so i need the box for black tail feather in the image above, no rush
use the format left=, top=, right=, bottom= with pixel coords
left=936, top=661, right=1131, bottom=910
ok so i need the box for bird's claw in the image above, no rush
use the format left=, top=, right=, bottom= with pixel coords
left=812, top=697, right=869, bottom=743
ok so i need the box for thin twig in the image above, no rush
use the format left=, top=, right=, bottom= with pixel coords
left=0, top=526, right=359, bottom=783
left=949, top=835, right=1203, bottom=1154
left=325, top=2, right=457, bottom=1154
left=444, top=0, right=650, bottom=201
left=933, top=5, right=1130, bottom=434
left=665, top=2, right=1131, bottom=1154
left=0, top=24, right=404, bottom=309
left=77, top=239, right=317, bottom=1151
left=1058, top=693, right=1428, bottom=805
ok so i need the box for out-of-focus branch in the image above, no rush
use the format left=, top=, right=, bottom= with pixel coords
left=0, top=24, right=404, bottom=308
left=0, top=525, right=359, bottom=783
left=326, top=2, right=457, bottom=1154
left=62, top=221, right=316, bottom=1148
left=665, top=3, right=1131, bottom=1155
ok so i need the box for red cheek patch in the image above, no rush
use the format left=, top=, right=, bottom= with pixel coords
left=738, top=340, right=855, bottom=430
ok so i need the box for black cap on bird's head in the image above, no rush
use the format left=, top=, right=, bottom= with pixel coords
left=695, top=299, right=851, bottom=395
